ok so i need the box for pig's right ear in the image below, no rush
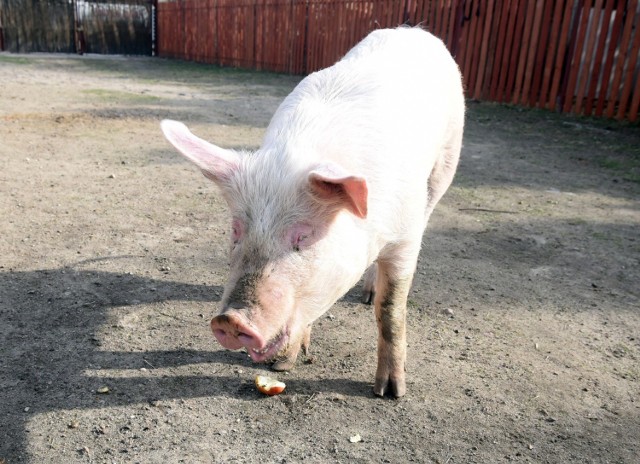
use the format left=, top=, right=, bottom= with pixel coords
left=160, top=120, right=239, bottom=183
left=308, top=163, right=368, bottom=219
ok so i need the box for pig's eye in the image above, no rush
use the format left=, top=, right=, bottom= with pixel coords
left=293, top=235, right=307, bottom=252
left=231, top=218, right=244, bottom=245
left=289, top=224, right=313, bottom=252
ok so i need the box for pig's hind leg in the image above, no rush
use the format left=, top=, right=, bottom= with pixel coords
left=361, top=134, right=459, bottom=309
left=361, top=263, right=377, bottom=304
left=424, top=127, right=462, bottom=224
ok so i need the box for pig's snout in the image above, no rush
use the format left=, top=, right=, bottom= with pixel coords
left=210, top=310, right=290, bottom=363
left=210, top=312, right=264, bottom=352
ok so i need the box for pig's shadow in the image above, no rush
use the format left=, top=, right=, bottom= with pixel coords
left=0, top=261, right=372, bottom=460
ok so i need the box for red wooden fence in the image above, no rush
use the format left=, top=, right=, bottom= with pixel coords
left=157, top=0, right=640, bottom=121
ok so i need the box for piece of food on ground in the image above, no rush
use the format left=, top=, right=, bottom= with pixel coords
left=255, top=375, right=286, bottom=396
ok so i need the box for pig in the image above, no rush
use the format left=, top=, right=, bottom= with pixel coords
left=161, top=26, right=464, bottom=398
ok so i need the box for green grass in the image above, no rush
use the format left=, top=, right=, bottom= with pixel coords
left=81, top=88, right=161, bottom=104
left=598, top=158, right=623, bottom=170
left=78, top=56, right=300, bottom=90
left=0, top=55, right=31, bottom=65
left=596, top=155, right=640, bottom=183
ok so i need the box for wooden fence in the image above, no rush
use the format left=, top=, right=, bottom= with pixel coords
left=0, top=0, right=75, bottom=52
left=0, top=0, right=153, bottom=55
left=157, top=0, right=640, bottom=122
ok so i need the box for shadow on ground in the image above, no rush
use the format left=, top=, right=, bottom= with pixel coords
left=0, top=264, right=373, bottom=461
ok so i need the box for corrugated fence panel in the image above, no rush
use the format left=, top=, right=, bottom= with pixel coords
left=154, top=0, right=640, bottom=121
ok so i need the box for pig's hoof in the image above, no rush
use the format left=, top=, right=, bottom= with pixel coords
left=373, top=376, right=406, bottom=398
left=361, top=289, right=375, bottom=305
left=271, top=358, right=296, bottom=371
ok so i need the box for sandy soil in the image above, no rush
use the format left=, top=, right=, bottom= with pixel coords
left=1, top=53, right=639, bottom=464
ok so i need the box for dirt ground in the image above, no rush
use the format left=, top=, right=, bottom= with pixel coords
left=0, top=53, right=638, bottom=464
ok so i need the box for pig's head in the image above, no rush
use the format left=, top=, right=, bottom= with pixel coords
left=161, top=120, right=369, bottom=370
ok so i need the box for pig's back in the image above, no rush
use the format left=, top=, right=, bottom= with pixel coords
left=264, top=27, right=464, bottom=235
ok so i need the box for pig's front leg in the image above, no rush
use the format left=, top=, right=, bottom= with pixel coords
left=373, top=258, right=414, bottom=398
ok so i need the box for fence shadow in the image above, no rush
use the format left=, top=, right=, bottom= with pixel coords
left=0, top=264, right=373, bottom=461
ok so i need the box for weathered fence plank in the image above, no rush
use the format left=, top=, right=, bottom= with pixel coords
left=539, top=0, right=564, bottom=110
left=584, top=0, right=613, bottom=116
left=595, top=0, right=624, bottom=117
left=528, top=0, right=551, bottom=108
left=617, top=3, right=640, bottom=120
left=575, top=0, right=604, bottom=115
left=606, top=0, right=637, bottom=119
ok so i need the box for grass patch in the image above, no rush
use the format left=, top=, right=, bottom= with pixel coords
left=82, top=88, right=161, bottom=104
left=598, top=158, right=623, bottom=170
left=78, top=56, right=300, bottom=92
left=596, top=154, right=640, bottom=183
left=0, top=55, right=31, bottom=65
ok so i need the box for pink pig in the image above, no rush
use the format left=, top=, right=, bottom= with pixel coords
left=161, top=27, right=464, bottom=397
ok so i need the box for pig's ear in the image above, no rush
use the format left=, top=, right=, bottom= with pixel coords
left=161, top=120, right=239, bottom=183
left=308, top=163, right=368, bottom=219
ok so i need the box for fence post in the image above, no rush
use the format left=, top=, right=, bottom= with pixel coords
left=0, top=3, right=4, bottom=52
left=72, top=0, right=85, bottom=54
left=450, top=0, right=466, bottom=58
left=151, top=0, right=157, bottom=56
left=403, top=0, right=413, bottom=25
left=302, top=0, right=310, bottom=74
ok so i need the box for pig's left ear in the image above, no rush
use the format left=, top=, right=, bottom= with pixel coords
left=308, top=163, right=368, bottom=219
left=160, top=119, right=239, bottom=184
